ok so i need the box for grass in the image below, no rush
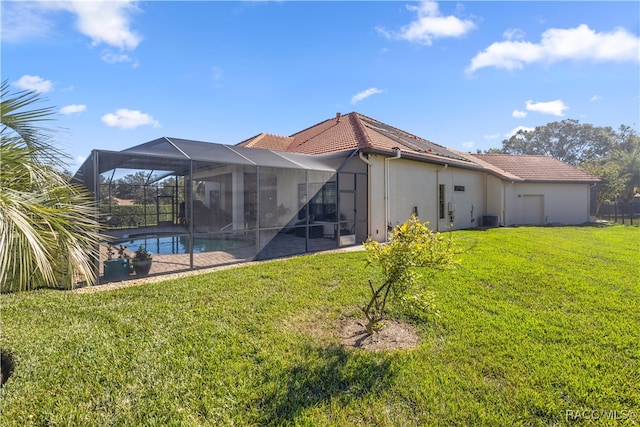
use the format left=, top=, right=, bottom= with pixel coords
left=1, top=225, right=638, bottom=426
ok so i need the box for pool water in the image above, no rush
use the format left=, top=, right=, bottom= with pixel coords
left=117, top=235, right=252, bottom=255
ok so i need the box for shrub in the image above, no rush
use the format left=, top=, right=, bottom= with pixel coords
left=361, top=216, right=457, bottom=334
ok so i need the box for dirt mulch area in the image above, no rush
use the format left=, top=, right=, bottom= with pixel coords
left=336, top=316, right=420, bottom=351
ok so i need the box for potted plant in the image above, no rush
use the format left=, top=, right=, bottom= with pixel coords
left=103, top=244, right=131, bottom=280
left=132, top=245, right=153, bottom=276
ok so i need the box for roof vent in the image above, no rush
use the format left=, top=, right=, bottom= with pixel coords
left=336, top=112, right=341, bottom=123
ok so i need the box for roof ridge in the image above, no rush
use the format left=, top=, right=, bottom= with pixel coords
left=476, top=153, right=553, bottom=158
left=349, top=112, right=373, bottom=149
left=289, top=116, right=337, bottom=139
left=290, top=112, right=352, bottom=148
left=263, top=132, right=292, bottom=139
left=357, top=113, right=451, bottom=151
left=236, top=132, right=265, bottom=147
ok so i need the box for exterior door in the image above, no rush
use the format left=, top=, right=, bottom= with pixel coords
left=522, top=195, right=544, bottom=225
left=338, top=190, right=356, bottom=245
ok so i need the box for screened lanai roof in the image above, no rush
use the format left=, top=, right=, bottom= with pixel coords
left=122, top=137, right=351, bottom=172
left=73, top=137, right=355, bottom=191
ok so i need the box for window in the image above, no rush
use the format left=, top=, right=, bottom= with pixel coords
left=299, top=182, right=337, bottom=220
left=454, top=185, right=465, bottom=192
left=439, top=184, right=445, bottom=219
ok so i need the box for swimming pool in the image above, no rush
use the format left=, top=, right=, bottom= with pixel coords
left=116, top=235, right=252, bottom=255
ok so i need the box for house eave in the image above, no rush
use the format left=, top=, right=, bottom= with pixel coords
left=515, top=179, right=601, bottom=184
left=360, top=147, right=485, bottom=172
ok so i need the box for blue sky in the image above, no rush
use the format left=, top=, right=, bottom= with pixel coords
left=3, top=1, right=639, bottom=170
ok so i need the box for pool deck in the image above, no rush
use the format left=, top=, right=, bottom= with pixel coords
left=99, top=231, right=347, bottom=284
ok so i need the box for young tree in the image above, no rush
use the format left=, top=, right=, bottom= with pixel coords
left=361, top=216, right=457, bottom=335
left=0, top=80, right=104, bottom=291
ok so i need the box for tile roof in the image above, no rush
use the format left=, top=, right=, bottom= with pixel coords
left=236, top=112, right=599, bottom=183
left=237, top=133, right=294, bottom=152
left=451, top=150, right=523, bottom=181
left=473, top=154, right=600, bottom=183
left=236, top=112, right=476, bottom=167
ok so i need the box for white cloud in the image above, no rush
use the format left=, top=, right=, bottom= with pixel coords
left=3, top=1, right=142, bottom=64
left=101, top=109, right=160, bottom=129
left=503, top=28, right=525, bottom=41
left=590, top=95, right=602, bottom=102
left=512, top=110, right=527, bottom=118
left=507, top=126, right=535, bottom=137
left=467, top=24, right=640, bottom=73
left=377, top=0, right=475, bottom=45
left=0, top=2, right=54, bottom=42
left=60, top=104, right=87, bottom=115
left=351, top=87, right=384, bottom=105
left=13, top=75, right=53, bottom=93
left=525, top=99, right=568, bottom=117
left=461, top=141, right=474, bottom=149
left=101, top=50, right=139, bottom=67
left=76, top=155, right=86, bottom=165
left=483, top=133, right=502, bottom=140
left=49, top=1, right=142, bottom=50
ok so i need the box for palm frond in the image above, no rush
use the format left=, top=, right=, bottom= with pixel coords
left=1, top=80, right=105, bottom=292
left=1, top=80, right=68, bottom=167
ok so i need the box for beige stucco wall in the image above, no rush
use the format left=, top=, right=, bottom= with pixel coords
left=503, top=182, right=592, bottom=226
left=485, top=175, right=504, bottom=225
left=365, top=154, right=485, bottom=241
left=439, top=168, right=485, bottom=231
left=365, top=154, right=593, bottom=239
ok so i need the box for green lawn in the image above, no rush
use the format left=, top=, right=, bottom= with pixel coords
left=1, top=226, right=638, bottom=426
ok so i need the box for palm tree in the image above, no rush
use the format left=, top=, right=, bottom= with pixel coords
left=0, top=80, right=104, bottom=292
left=610, top=133, right=640, bottom=201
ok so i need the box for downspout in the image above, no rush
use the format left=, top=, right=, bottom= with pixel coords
left=385, top=147, right=402, bottom=240
left=436, top=164, right=448, bottom=232
left=358, top=152, right=372, bottom=239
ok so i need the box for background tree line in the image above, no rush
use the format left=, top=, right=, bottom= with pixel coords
left=99, top=173, right=185, bottom=206
left=486, top=119, right=640, bottom=213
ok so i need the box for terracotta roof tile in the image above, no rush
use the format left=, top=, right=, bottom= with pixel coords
left=280, top=113, right=371, bottom=155
left=237, top=112, right=472, bottom=164
left=235, top=113, right=597, bottom=183
left=237, top=133, right=294, bottom=151
left=473, top=154, right=600, bottom=182
left=451, top=150, right=523, bottom=181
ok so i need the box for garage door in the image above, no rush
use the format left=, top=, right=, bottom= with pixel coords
left=522, top=195, right=544, bottom=225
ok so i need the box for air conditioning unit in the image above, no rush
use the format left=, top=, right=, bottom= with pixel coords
left=482, top=215, right=499, bottom=227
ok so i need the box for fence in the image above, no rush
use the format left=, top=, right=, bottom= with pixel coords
left=598, top=202, right=640, bottom=225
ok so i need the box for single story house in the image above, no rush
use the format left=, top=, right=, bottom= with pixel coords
left=74, top=112, right=599, bottom=280
left=237, top=112, right=599, bottom=231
